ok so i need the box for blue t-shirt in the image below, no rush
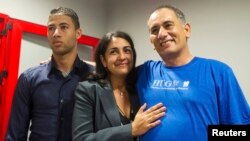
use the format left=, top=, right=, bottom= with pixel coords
left=136, top=57, right=250, bottom=141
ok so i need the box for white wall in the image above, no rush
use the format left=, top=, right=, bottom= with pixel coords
left=1, top=0, right=249, bottom=103
left=0, top=0, right=107, bottom=74
left=107, top=0, right=250, bottom=103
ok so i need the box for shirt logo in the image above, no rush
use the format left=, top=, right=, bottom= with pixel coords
left=151, top=80, right=190, bottom=90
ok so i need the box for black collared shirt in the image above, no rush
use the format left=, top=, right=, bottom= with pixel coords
left=6, top=56, right=94, bottom=141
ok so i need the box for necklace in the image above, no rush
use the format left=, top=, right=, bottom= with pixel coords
left=117, top=87, right=126, bottom=97
left=120, top=91, right=124, bottom=96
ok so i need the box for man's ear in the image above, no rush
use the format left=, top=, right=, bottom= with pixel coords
left=76, top=28, right=82, bottom=39
left=184, top=23, right=191, bottom=38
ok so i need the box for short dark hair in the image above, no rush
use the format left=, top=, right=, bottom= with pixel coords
left=50, top=7, right=80, bottom=29
left=153, top=5, right=186, bottom=24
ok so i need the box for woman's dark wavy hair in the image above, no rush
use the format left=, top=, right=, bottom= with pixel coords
left=89, top=31, right=137, bottom=92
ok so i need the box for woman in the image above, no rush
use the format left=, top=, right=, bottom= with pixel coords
left=72, top=31, right=166, bottom=141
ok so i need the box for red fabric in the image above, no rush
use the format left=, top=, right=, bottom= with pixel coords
left=0, top=14, right=22, bottom=141
left=0, top=13, right=10, bottom=141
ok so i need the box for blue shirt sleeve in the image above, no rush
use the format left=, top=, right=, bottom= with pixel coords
left=217, top=67, right=250, bottom=124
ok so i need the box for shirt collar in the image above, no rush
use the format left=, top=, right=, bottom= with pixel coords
left=47, top=55, right=83, bottom=76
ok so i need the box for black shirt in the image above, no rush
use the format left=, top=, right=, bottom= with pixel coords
left=119, top=104, right=138, bottom=141
left=6, top=56, right=94, bottom=141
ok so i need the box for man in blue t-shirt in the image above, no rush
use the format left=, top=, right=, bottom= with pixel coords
left=136, top=5, right=250, bottom=141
